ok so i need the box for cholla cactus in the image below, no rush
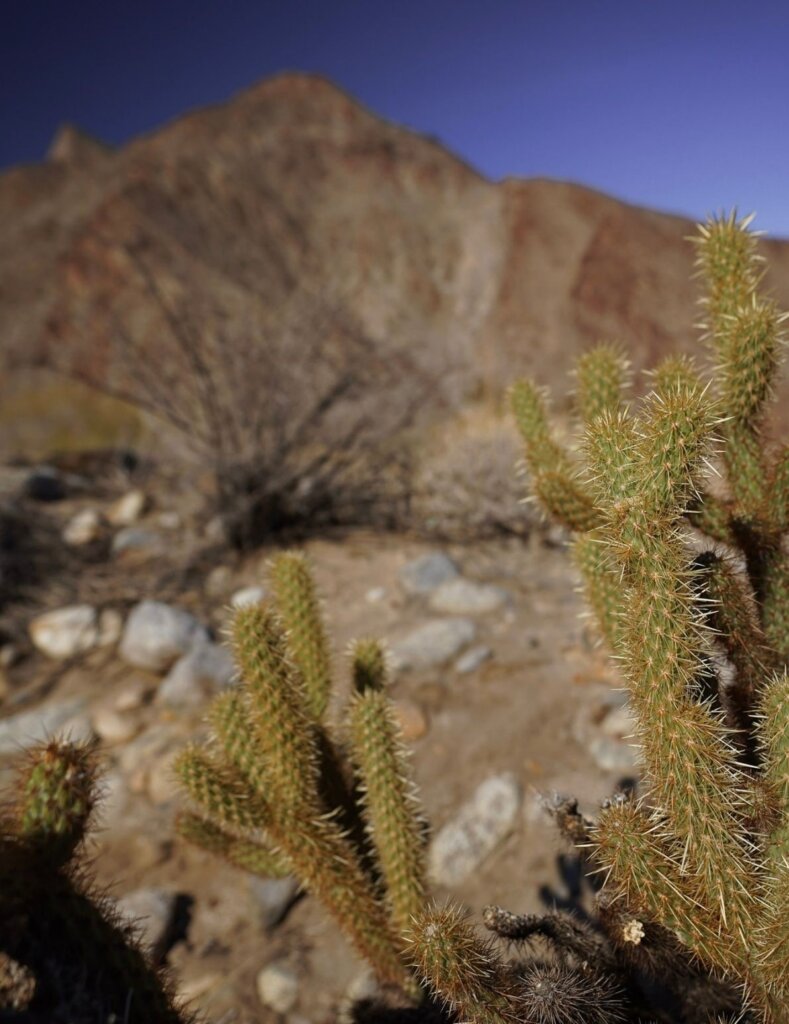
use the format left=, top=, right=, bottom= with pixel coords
left=0, top=740, right=191, bottom=1022
left=175, top=552, right=426, bottom=994
left=511, top=212, right=789, bottom=1023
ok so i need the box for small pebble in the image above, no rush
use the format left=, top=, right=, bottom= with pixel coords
left=455, top=645, right=492, bottom=674
left=92, top=706, right=139, bottom=745
left=393, top=699, right=429, bottom=741
left=257, top=962, right=299, bottom=1014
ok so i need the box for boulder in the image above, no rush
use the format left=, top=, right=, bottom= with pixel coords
left=119, top=601, right=207, bottom=673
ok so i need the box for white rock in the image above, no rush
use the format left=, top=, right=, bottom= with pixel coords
left=62, top=508, right=103, bottom=546
left=399, top=552, right=459, bottom=595
left=455, top=645, right=493, bottom=674
left=114, top=679, right=148, bottom=712
left=96, top=770, right=130, bottom=828
left=115, top=887, right=176, bottom=958
left=156, top=511, right=181, bottom=530
left=230, top=585, right=266, bottom=609
left=365, top=586, right=386, bottom=604
left=107, top=489, right=148, bottom=526
left=256, top=962, right=299, bottom=1014
left=92, top=706, right=139, bottom=745
left=205, top=565, right=232, bottom=596
left=119, top=601, right=208, bottom=672
left=29, top=605, right=99, bottom=659
left=429, top=579, right=510, bottom=616
left=390, top=618, right=476, bottom=672
left=429, top=773, right=522, bottom=887
left=0, top=697, right=88, bottom=754
left=156, top=641, right=236, bottom=707
left=61, top=713, right=96, bottom=745
left=97, top=608, right=123, bottom=647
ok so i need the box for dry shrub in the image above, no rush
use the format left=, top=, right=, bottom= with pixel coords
left=410, top=408, right=532, bottom=539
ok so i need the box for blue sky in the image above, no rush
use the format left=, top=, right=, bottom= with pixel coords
left=4, top=1, right=789, bottom=235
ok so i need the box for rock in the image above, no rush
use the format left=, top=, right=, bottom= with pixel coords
left=429, top=579, right=510, bottom=616
left=147, top=752, right=181, bottom=805
left=365, top=586, right=386, bottom=603
left=25, top=466, right=65, bottom=502
left=115, top=887, right=177, bottom=959
left=157, top=641, right=236, bottom=707
left=428, top=773, right=522, bottom=887
left=248, top=876, right=300, bottom=930
left=455, top=644, right=493, bottom=674
left=390, top=618, right=476, bottom=672
left=156, top=510, right=182, bottom=530
left=0, top=645, right=19, bottom=669
left=119, top=601, right=208, bottom=672
left=111, top=526, right=164, bottom=558
left=29, top=605, right=98, bottom=659
left=600, top=703, right=637, bottom=740
left=62, top=508, right=103, bottom=546
left=230, top=585, right=266, bottom=609
left=178, top=972, right=220, bottom=1002
left=589, top=736, right=639, bottom=774
left=95, top=770, right=130, bottom=828
left=91, top=706, right=139, bottom=745
left=393, top=699, right=429, bottom=740
left=114, top=679, right=149, bottom=712
left=107, top=489, right=148, bottom=526
left=128, top=834, right=171, bottom=871
left=97, top=608, right=123, bottom=647
left=256, top=962, right=299, bottom=1014
left=60, top=713, right=95, bottom=745
left=430, top=578, right=508, bottom=619
left=206, top=565, right=232, bottom=596
left=399, top=552, right=459, bottom=595
left=0, top=695, right=87, bottom=754
left=118, top=724, right=180, bottom=777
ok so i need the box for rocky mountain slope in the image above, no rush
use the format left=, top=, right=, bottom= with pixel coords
left=4, top=72, right=789, bottom=420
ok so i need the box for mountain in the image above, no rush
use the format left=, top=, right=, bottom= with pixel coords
left=2, top=72, right=789, bottom=429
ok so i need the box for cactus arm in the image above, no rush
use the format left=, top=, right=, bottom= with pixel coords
left=176, top=812, right=291, bottom=878
left=573, top=343, right=630, bottom=425
left=270, top=551, right=333, bottom=720
left=349, top=643, right=426, bottom=936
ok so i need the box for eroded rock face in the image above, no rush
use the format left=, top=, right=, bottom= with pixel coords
left=9, top=72, right=789, bottom=445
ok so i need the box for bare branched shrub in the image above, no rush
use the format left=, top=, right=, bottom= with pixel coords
left=46, top=230, right=444, bottom=548
left=410, top=409, right=532, bottom=539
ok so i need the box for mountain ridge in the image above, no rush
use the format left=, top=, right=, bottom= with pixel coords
left=3, top=71, right=789, bottom=431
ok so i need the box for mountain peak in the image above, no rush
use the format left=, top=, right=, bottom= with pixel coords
left=47, top=123, right=112, bottom=169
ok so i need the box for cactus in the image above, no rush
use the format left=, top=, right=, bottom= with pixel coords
left=0, top=740, right=192, bottom=1022
left=175, top=553, right=426, bottom=995
left=510, top=212, right=789, bottom=1023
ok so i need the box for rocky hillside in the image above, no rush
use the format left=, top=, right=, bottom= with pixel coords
left=4, top=72, right=789, bottom=423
